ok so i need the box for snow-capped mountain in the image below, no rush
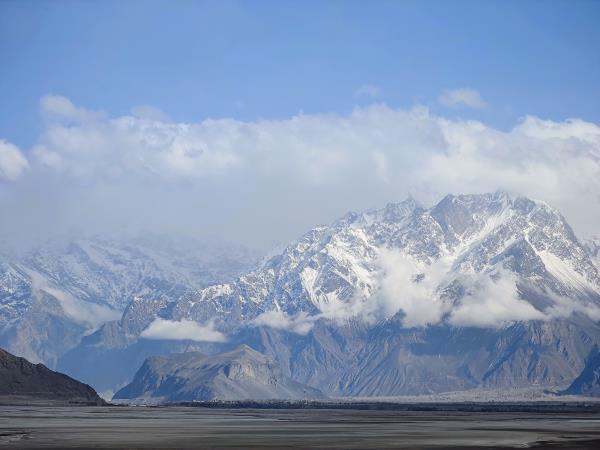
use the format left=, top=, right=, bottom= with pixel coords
left=141, top=191, right=600, bottom=330
left=0, top=235, right=258, bottom=367
left=60, top=192, right=600, bottom=397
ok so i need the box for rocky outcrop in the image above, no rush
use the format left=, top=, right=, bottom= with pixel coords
left=0, top=347, right=105, bottom=405
left=113, top=345, right=326, bottom=403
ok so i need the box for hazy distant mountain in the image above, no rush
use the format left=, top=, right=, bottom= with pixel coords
left=49, top=193, right=600, bottom=397
left=0, top=347, right=104, bottom=405
left=113, top=345, right=325, bottom=403
left=0, top=235, right=258, bottom=368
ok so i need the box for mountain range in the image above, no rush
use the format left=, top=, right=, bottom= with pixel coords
left=2, top=191, right=600, bottom=400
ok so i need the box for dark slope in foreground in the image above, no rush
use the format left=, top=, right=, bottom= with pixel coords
left=0, top=348, right=105, bottom=405
left=114, top=345, right=326, bottom=403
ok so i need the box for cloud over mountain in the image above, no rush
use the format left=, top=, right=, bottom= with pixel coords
left=140, top=318, right=226, bottom=342
left=0, top=96, right=598, bottom=248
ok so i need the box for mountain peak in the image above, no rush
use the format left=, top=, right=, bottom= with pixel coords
left=381, top=197, right=423, bottom=222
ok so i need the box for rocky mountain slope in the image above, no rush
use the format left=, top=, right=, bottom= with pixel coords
left=113, top=345, right=325, bottom=403
left=563, top=347, right=600, bottom=397
left=0, top=347, right=104, bottom=405
left=176, top=191, right=599, bottom=329
left=0, top=235, right=258, bottom=368
left=44, top=192, right=600, bottom=398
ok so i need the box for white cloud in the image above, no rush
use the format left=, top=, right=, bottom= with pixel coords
left=42, top=286, right=121, bottom=327
left=354, top=84, right=382, bottom=99
left=251, top=245, right=600, bottom=332
left=0, top=95, right=599, bottom=248
left=28, top=270, right=120, bottom=327
left=448, top=271, right=547, bottom=328
left=373, top=249, right=450, bottom=327
left=0, top=139, right=28, bottom=181
left=252, top=310, right=315, bottom=335
left=537, top=288, right=600, bottom=322
left=140, top=318, right=226, bottom=342
left=373, top=252, right=600, bottom=329
left=367, top=250, right=544, bottom=329
left=439, top=88, right=487, bottom=109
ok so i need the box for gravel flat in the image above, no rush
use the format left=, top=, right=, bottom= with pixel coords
left=2, top=406, right=600, bottom=449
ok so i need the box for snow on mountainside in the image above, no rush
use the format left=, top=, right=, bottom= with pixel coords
left=0, top=236, right=258, bottom=367
left=147, top=191, right=599, bottom=333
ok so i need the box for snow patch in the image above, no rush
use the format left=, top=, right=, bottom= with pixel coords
left=538, top=250, right=596, bottom=292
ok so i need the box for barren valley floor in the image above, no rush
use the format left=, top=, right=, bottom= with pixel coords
left=2, top=406, right=600, bottom=449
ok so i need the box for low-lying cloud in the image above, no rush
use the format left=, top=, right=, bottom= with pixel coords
left=447, top=272, right=547, bottom=327
left=252, top=310, right=315, bottom=335
left=140, top=318, right=226, bottom=342
left=28, top=270, right=120, bottom=328
left=374, top=249, right=449, bottom=327
left=252, top=248, right=600, bottom=333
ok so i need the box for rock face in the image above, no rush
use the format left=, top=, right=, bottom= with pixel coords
left=113, top=345, right=326, bottom=402
left=564, top=348, right=600, bottom=397
left=0, top=347, right=104, bottom=405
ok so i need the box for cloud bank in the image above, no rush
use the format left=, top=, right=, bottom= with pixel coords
left=140, top=318, right=226, bottom=342
left=0, top=95, right=598, bottom=249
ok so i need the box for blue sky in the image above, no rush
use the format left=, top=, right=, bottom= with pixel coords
left=1, top=0, right=599, bottom=149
